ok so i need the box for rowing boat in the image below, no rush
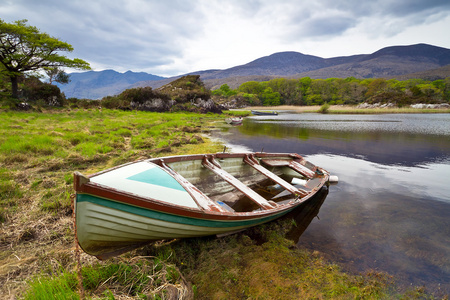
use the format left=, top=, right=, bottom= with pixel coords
left=225, top=117, right=243, bottom=125
left=73, top=152, right=337, bottom=259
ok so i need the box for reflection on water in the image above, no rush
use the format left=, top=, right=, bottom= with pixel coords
left=301, top=154, right=450, bottom=295
left=229, top=113, right=450, bottom=166
left=215, top=113, right=450, bottom=296
left=283, top=186, right=329, bottom=242
left=262, top=113, right=450, bottom=136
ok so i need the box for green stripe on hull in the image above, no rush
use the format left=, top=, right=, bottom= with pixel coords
left=77, top=193, right=288, bottom=228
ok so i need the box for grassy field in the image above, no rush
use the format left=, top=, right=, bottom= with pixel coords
left=0, top=109, right=437, bottom=299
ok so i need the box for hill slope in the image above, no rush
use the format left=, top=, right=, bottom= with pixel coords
left=288, top=44, right=450, bottom=80
left=394, top=64, right=450, bottom=81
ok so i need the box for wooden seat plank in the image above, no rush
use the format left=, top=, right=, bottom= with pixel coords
left=261, top=159, right=315, bottom=179
left=288, top=161, right=316, bottom=178
left=202, top=156, right=275, bottom=210
left=244, top=155, right=308, bottom=197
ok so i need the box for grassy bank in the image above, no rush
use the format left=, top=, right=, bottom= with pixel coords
left=0, top=109, right=222, bottom=299
left=245, top=105, right=450, bottom=114
left=0, top=109, right=437, bottom=299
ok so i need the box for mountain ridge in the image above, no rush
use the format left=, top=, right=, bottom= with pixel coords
left=60, top=43, right=450, bottom=98
left=57, top=70, right=166, bottom=99
left=134, top=43, right=450, bottom=91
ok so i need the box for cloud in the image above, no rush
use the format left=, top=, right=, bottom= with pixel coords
left=1, top=0, right=207, bottom=74
left=264, top=0, right=450, bottom=41
left=1, top=0, right=450, bottom=76
left=381, top=0, right=450, bottom=18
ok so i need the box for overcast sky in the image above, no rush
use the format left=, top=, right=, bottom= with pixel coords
left=2, top=0, right=450, bottom=77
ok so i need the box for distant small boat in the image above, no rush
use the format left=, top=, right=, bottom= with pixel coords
left=225, top=117, right=243, bottom=125
left=251, top=110, right=278, bottom=116
left=73, top=152, right=337, bottom=259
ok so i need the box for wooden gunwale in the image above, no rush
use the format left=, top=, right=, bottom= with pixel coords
left=146, top=152, right=305, bottom=164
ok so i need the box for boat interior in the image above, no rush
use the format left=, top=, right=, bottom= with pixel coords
left=153, top=153, right=325, bottom=213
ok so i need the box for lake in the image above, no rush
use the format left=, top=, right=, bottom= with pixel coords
left=213, top=112, right=450, bottom=296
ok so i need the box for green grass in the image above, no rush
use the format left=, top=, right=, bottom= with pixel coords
left=112, top=127, right=132, bottom=137
left=22, top=271, right=79, bottom=300
left=0, top=110, right=219, bottom=165
left=22, top=257, right=185, bottom=299
left=0, top=135, right=57, bottom=155
left=74, top=142, right=114, bottom=157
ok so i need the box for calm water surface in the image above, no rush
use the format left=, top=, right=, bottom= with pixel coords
left=214, top=113, right=450, bottom=295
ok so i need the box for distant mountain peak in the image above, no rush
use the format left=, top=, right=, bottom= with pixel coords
left=248, top=51, right=323, bottom=64
left=364, top=43, right=450, bottom=65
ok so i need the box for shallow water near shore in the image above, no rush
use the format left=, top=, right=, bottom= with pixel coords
left=214, top=112, right=450, bottom=296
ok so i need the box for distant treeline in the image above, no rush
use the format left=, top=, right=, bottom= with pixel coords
left=2, top=73, right=450, bottom=110
left=212, top=77, right=450, bottom=106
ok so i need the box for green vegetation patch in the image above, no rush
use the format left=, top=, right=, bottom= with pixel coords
left=0, top=135, right=56, bottom=155
left=22, top=271, right=79, bottom=300
left=145, top=220, right=432, bottom=299
left=22, top=257, right=188, bottom=300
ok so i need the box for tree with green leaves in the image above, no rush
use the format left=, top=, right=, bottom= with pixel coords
left=0, top=19, right=90, bottom=99
left=238, top=81, right=264, bottom=94
left=45, top=67, right=70, bottom=85
left=212, top=84, right=237, bottom=97
left=261, top=87, right=280, bottom=106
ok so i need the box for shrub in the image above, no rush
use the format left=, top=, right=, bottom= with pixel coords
left=319, top=103, right=330, bottom=113
left=22, top=77, right=65, bottom=106
left=120, top=87, right=169, bottom=104
left=101, top=95, right=130, bottom=109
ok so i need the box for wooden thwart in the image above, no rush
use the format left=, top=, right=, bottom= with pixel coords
left=261, top=159, right=316, bottom=178
left=243, top=155, right=308, bottom=197
left=202, top=156, right=276, bottom=210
